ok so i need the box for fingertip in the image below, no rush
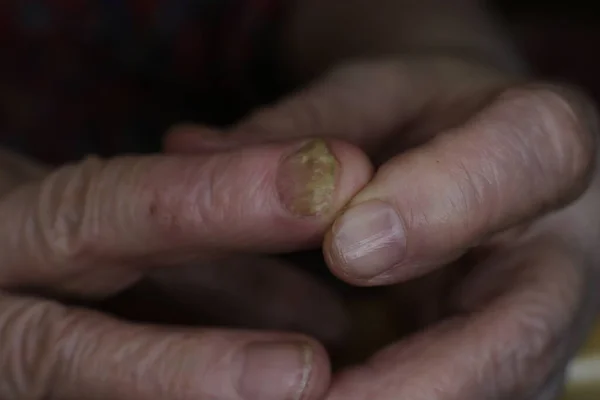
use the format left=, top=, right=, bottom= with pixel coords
left=323, top=198, right=407, bottom=286
left=297, top=337, right=333, bottom=400
left=326, top=140, right=374, bottom=214
left=276, top=138, right=373, bottom=220
left=236, top=335, right=331, bottom=400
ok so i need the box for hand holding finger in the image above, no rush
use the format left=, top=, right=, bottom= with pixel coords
left=325, top=85, right=597, bottom=285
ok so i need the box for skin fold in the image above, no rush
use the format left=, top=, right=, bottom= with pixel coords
left=0, top=1, right=599, bottom=399
left=165, top=1, right=600, bottom=398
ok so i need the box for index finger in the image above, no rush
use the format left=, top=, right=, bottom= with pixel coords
left=325, top=85, right=597, bottom=285
left=0, top=139, right=372, bottom=288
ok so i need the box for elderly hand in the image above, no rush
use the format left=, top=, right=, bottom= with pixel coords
left=166, top=55, right=600, bottom=399
left=0, top=141, right=372, bottom=400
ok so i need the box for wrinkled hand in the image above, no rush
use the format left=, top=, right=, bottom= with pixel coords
left=167, top=55, right=600, bottom=399
left=0, top=141, right=373, bottom=400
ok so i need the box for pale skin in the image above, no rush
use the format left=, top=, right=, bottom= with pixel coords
left=166, top=0, right=600, bottom=399
left=0, top=141, right=372, bottom=399
left=0, top=1, right=599, bottom=400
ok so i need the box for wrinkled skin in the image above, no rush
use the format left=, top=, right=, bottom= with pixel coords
left=0, top=141, right=375, bottom=399
left=166, top=55, right=600, bottom=399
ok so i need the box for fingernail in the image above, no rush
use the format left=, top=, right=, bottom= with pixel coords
left=277, top=140, right=337, bottom=216
left=332, top=200, right=406, bottom=279
left=237, top=341, right=313, bottom=400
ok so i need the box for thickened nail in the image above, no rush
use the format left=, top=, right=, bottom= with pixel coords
left=332, top=200, right=406, bottom=280
left=277, top=140, right=337, bottom=216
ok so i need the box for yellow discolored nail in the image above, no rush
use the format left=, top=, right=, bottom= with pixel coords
left=277, top=139, right=338, bottom=216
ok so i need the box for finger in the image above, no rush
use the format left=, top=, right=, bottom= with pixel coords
left=0, top=293, right=330, bottom=400
left=162, top=125, right=232, bottom=154
left=147, top=256, right=350, bottom=345
left=325, top=85, right=598, bottom=285
left=165, top=57, right=510, bottom=155
left=325, top=238, right=596, bottom=400
left=0, top=139, right=372, bottom=289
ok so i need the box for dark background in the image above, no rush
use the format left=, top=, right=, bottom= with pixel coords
left=498, top=0, right=600, bottom=101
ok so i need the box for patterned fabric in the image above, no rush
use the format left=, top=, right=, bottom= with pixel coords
left=0, top=0, right=281, bottom=164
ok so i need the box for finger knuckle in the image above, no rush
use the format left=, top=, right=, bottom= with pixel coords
left=183, top=157, right=236, bottom=230
left=144, top=185, right=189, bottom=242
left=481, top=250, right=579, bottom=397
left=488, top=304, right=559, bottom=397
left=36, top=156, right=106, bottom=268
left=142, top=167, right=203, bottom=244
left=143, top=155, right=265, bottom=243
left=452, top=159, right=499, bottom=234
left=0, top=296, right=67, bottom=399
left=198, top=157, right=275, bottom=230
left=503, top=85, right=597, bottom=192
